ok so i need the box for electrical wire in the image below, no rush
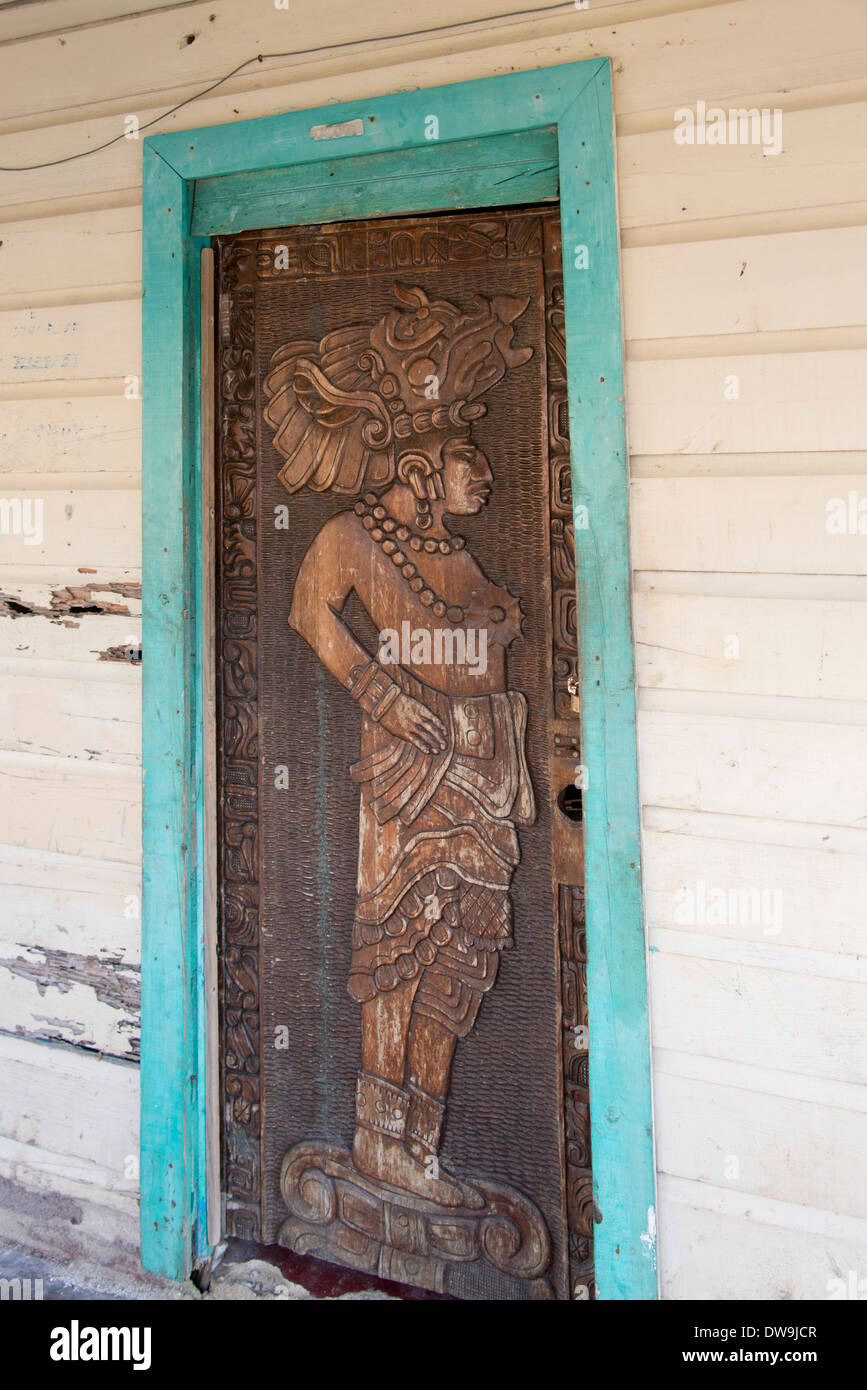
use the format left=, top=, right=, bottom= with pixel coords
left=0, top=1, right=580, bottom=172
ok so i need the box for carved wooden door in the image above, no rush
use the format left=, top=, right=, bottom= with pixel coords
left=215, top=207, right=591, bottom=1300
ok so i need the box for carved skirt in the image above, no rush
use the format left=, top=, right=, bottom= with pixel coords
left=347, top=668, right=535, bottom=1023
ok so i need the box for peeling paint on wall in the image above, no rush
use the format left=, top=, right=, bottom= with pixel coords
left=97, top=641, right=142, bottom=665
left=640, top=1205, right=658, bottom=1273
left=0, top=945, right=141, bottom=1060
left=0, top=582, right=141, bottom=623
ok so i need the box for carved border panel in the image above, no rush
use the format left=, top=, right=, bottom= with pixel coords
left=558, top=883, right=594, bottom=1298
left=543, top=218, right=579, bottom=721
left=542, top=215, right=595, bottom=1299
left=216, top=239, right=262, bottom=1239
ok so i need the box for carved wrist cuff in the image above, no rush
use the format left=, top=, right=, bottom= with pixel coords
left=347, top=662, right=400, bottom=722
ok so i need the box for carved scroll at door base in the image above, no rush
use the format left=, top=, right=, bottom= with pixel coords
left=279, top=1142, right=554, bottom=1299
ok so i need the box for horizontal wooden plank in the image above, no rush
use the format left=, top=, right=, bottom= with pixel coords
left=605, top=0, right=867, bottom=120
left=0, top=396, right=140, bottom=476
left=0, top=0, right=741, bottom=126
left=623, top=226, right=867, bottom=341
left=0, top=1159, right=141, bottom=1278
left=642, top=828, right=867, bottom=957
left=643, top=804, right=867, bottom=858
left=654, top=1045, right=867, bottom=1115
left=630, top=451, right=867, bottom=479
left=631, top=475, right=867, bottom=576
left=0, top=1034, right=138, bottom=1190
left=0, top=612, right=141, bottom=665
left=649, top=951, right=867, bottom=1084
left=0, top=844, right=139, bottom=963
left=0, top=204, right=140, bottom=303
left=634, top=592, right=867, bottom=702
left=0, top=0, right=194, bottom=43
left=0, top=750, right=140, bottom=862
left=625, top=350, right=867, bottom=455
left=659, top=1176, right=867, bottom=1300
left=655, top=1072, right=867, bottom=1221
left=0, top=1136, right=138, bottom=1213
left=0, top=301, right=140, bottom=386
left=0, top=119, right=143, bottom=216
left=634, top=570, right=867, bottom=602
left=0, top=489, right=140, bottom=567
left=651, top=924, right=866, bottom=987
left=640, top=686, right=867, bottom=728
left=661, top=1174, right=867, bottom=1247
left=618, top=99, right=867, bottom=232
left=638, top=709, right=867, bottom=828
left=0, top=671, right=141, bottom=763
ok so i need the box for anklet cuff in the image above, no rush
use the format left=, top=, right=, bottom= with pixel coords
left=355, top=1070, right=408, bottom=1137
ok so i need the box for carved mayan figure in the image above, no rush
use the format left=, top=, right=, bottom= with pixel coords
left=264, top=284, right=537, bottom=1211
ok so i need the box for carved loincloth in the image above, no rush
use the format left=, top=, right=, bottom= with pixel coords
left=347, top=666, right=535, bottom=1021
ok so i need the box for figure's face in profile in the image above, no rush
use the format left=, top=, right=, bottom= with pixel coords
left=440, top=435, right=493, bottom=515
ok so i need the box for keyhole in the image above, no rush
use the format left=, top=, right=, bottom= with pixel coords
left=558, top=784, right=583, bottom=823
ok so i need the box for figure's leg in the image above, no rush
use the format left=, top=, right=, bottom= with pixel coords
left=405, top=1012, right=457, bottom=1098
left=352, top=979, right=471, bottom=1206
left=404, top=1014, right=483, bottom=1211
left=399, top=945, right=502, bottom=1210
left=359, top=977, right=417, bottom=1084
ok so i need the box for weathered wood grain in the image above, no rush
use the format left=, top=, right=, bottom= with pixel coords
left=635, top=592, right=867, bottom=702
left=642, top=826, right=867, bottom=956
left=0, top=671, right=141, bottom=763
left=649, top=952, right=867, bottom=1084
left=659, top=1177, right=867, bottom=1301
left=638, top=709, right=867, bottom=828
left=631, top=475, right=867, bottom=576
left=0, top=750, right=140, bottom=862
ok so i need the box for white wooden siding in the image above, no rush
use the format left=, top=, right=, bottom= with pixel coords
left=0, top=0, right=864, bottom=1294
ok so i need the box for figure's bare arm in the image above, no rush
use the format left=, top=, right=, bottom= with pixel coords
left=289, top=515, right=447, bottom=754
left=288, top=516, right=369, bottom=689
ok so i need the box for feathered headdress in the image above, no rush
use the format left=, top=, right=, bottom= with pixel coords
left=263, top=284, right=532, bottom=496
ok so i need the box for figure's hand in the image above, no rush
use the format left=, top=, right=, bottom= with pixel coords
left=378, top=693, right=448, bottom=755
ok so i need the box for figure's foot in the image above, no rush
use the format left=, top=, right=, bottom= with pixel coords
left=352, top=1126, right=476, bottom=1209
left=404, top=1079, right=486, bottom=1210
left=404, top=1136, right=485, bottom=1210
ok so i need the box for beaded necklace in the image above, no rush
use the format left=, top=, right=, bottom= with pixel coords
left=353, top=493, right=468, bottom=623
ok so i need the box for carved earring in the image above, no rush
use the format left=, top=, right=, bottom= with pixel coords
left=427, top=468, right=446, bottom=502
left=397, top=452, right=436, bottom=529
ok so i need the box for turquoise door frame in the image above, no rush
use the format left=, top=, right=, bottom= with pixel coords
left=141, top=56, right=657, bottom=1299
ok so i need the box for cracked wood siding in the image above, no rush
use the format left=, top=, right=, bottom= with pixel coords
left=0, top=0, right=865, bottom=1296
